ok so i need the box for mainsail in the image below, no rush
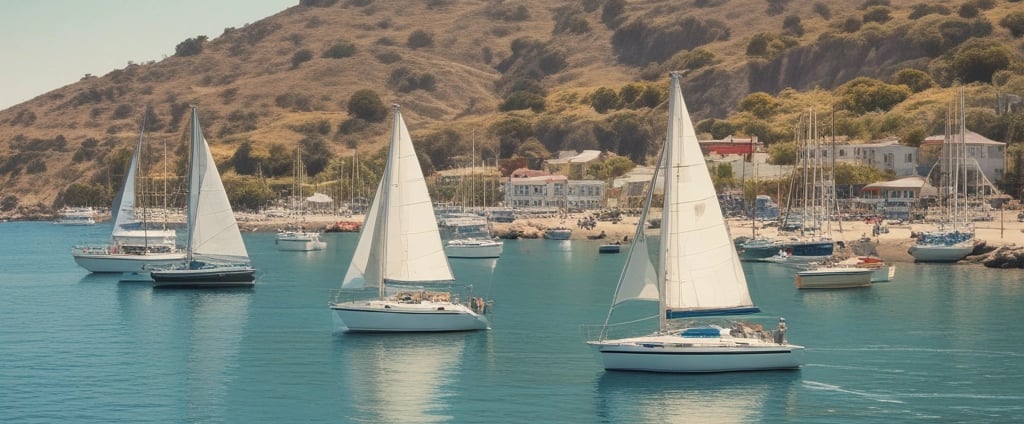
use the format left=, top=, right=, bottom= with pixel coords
left=186, top=107, right=249, bottom=264
left=341, top=106, right=453, bottom=292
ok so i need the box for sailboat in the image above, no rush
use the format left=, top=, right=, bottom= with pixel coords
left=329, top=105, right=490, bottom=332
left=275, top=147, right=327, bottom=251
left=72, top=115, right=185, bottom=273
left=440, top=135, right=503, bottom=259
left=586, top=73, right=802, bottom=373
left=150, top=106, right=255, bottom=287
left=909, top=86, right=975, bottom=262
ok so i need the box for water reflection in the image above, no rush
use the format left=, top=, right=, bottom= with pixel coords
left=339, top=333, right=466, bottom=423
left=595, top=371, right=800, bottom=424
left=146, top=289, right=252, bottom=422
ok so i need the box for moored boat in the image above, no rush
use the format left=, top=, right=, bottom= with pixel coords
left=586, top=72, right=802, bottom=373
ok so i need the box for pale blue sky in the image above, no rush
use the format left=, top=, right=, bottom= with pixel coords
left=0, top=0, right=296, bottom=110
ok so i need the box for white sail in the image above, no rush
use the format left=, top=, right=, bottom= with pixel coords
left=661, top=74, right=755, bottom=317
left=111, top=125, right=144, bottom=237
left=186, top=107, right=249, bottom=264
left=341, top=106, right=453, bottom=289
left=342, top=177, right=385, bottom=290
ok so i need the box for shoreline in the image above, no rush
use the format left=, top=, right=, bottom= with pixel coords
left=35, top=209, right=1024, bottom=265
left=237, top=211, right=1024, bottom=265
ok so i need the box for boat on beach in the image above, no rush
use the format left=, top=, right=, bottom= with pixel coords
left=543, top=227, right=572, bottom=240
left=586, top=73, right=802, bottom=373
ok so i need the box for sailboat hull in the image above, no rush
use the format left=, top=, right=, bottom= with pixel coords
left=331, top=300, right=490, bottom=332
left=908, top=243, right=973, bottom=262
left=72, top=251, right=186, bottom=273
left=795, top=267, right=874, bottom=289
left=151, top=267, right=255, bottom=288
left=444, top=239, right=503, bottom=258
left=591, top=336, right=803, bottom=373
left=275, top=232, right=327, bottom=251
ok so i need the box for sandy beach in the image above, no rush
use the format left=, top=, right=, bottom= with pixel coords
left=238, top=209, right=1024, bottom=264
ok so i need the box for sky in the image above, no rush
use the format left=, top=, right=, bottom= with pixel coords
left=0, top=0, right=296, bottom=111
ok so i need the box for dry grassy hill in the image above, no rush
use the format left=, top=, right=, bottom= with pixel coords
left=0, top=0, right=1022, bottom=213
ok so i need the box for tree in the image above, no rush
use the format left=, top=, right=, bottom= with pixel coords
left=782, top=15, right=804, bottom=37
left=1000, top=12, right=1024, bottom=37
left=224, top=176, right=275, bottom=211
left=322, top=42, right=356, bottom=58
left=768, top=141, right=797, bottom=165
left=299, top=137, right=333, bottom=176
left=892, top=68, right=935, bottom=93
left=291, top=49, right=314, bottom=68
left=232, top=141, right=257, bottom=175
left=951, top=41, right=1012, bottom=83
left=836, top=77, right=910, bottom=114
left=407, top=30, right=434, bottom=49
left=739, top=92, right=780, bottom=119
left=590, top=87, right=620, bottom=113
left=516, top=139, right=551, bottom=169
left=490, top=116, right=533, bottom=158
left=174, top=36, right=207, bottom=57
left=607, top=112, right=652, bottom=163
left=346, top=89, right=388, bottom=122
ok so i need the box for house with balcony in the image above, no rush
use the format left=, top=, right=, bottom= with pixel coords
left=504, top=169, right=606, bottom=211
left=806, top=138, right=918, bottom=177
left=919, top=130, right=1005, bottom=196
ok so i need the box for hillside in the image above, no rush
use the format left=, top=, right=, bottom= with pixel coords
left=1, top=0, right=1023, bottom=214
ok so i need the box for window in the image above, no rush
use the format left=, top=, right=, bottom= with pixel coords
left=905, top=153, right=913, bottom=163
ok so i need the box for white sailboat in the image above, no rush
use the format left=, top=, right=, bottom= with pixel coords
left=586, top=72, right=802, bottom=373
left=150, top=106, right=255, bottom=287
left=275, top=148, right=327, bottom=251
left=909, top=86, right=975, bottom=262
left=329, top=105, right=490, bottom=332
left=72, top=117, right=185, bottom=273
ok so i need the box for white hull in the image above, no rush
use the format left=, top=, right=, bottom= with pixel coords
left=590, top=333, right=802, bottom=373
left=73, top=251, right=186, bottom=273
left=445, top=239, right=503, bottom=258
left=795, top=267, right=873, bottom=289
left=275, top=239, right=327, bottom=251
left=908, top=243, right=973, bottom=262
left=275, top=232, right=327, bottom=251
left=331, top=300, right=490, bottom=332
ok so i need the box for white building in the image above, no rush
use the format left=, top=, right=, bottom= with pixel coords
left=920, top=130, right=1005, bottom=191
left=504, top=171, right=606, bottom=211
left=808, top=138, right=919, bottom=177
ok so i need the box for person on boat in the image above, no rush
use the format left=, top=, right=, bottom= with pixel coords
left=775, top=317, right=787, bottom=344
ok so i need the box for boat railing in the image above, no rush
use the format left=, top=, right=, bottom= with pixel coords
left=72, top=245, right=113, bottom=255
left=580, top=314, right=660, bottom=341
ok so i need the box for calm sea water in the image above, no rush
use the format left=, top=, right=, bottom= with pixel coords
left=1, top=221, right=1023, bottom=423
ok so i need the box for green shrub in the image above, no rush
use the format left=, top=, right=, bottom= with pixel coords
left=174, top=36, right=207, bottom=57
left=406, top=30, right=434, bottom=49
left=1000, top=12, right=1024, bottom=37
left=322, top=42, right=356, bottom=59
left=291, top=49, right=314, bottom=68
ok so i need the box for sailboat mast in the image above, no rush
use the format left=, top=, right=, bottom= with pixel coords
left=137, top=113, right=149, bottom=250
left=658, top=73, right=683, bottom=333
left=184, top=106, right=201, bottom=265
left=378, top=105, right=402, bottom=298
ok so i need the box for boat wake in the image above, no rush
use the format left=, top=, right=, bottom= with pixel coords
left=803, top=380, right=905, bottom=404
left=808, top=345, right=1024, bottom=358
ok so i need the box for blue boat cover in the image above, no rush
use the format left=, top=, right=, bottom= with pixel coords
left=680, top=328, right=721, bottom=338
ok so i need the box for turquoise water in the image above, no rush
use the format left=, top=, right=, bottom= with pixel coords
left=1, top=221, right=1023, bottom=423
